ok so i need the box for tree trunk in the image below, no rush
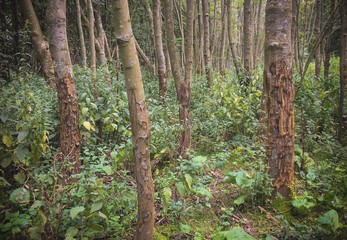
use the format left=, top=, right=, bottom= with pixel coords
left=227, top=0, right=241, bottom=82
left=76, top=0, right=87, bottom=67
left=19, top=0, right=55, bottom=88
left=179, top=0, right=194, bottom=158
left=164, top=0, right=193, bottom=158
left=134, top=38, right=155, bottom=73
left=164, top=0, right=183, bottom=98
left=202, top=0, right=212, bottom=87
left=87, top=0, right=96, bottom=75
left=324, top=0, right=335, bottom=80
left=338, top=0, right=347, bottom=143
left=243, top=0, right=253, bottom=75
left=153, top=0, right=167, bottom=103
left=46, top=0, right=81, bottom=175
left=314, top=0, right=322, bottom=77
left=263, top=0, right=294, bottom=198
left=219, top=0, right=227, bottom=76
left=111, top=1, right=155, bottom=239
left=95, top=4, right=108, bottom=65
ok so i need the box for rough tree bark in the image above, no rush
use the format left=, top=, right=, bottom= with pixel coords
left=153, top=0, right=167, bottom=102
left=243, top=0, right=253, bottom=75
left=202, top=0, right=212, bottom=87
left=76, top=0, right=87, bottom=67
left=46, top=0, right=81, bottom=175
left=19, top=0, right=55, bottom=88
left=338, top=0, right=347, bottom=143
left=263, top=0, right=294, bottom=197
left=111, top=1, right=155, bottom=239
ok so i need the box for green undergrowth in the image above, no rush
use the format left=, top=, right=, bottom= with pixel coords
left=0, top=59, right=346, bottom=239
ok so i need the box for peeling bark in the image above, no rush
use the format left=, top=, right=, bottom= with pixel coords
left=111, top=1, right=155, bottom=239
left=46, top=0, right=81, bottom=175
left=263, top=0, right=294, bottom=197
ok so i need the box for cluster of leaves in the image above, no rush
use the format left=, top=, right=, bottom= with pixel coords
left=1, top=57, right=347, bottom=239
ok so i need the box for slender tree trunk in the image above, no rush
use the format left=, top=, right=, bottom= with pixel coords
left=164, top=0, right=193, bottom=158
left=263, top=0, right=294, bottom=198
left=219, top=0, right=227, bottom=76
left=153, top=0, right=167, bottom=103
left=198, top=0, right=205, bottom=76
left=324, top=0, right=335, bottom=80
left=202, top=0, right=212, bottom=87
left=314, top=0, right=322, bottom=77
left=87, top=0, right=96, bottom=75
left=95, top=4, right=107, bottom=65
left=243, top=0, right=253, bottom=75
left=227, top=0, right=241, bottom=81
left=111, top=1, right=155, bottom=239
left=134, top=38, right=155, bottom=73
left=46, top=0, right=81, bottom=175
left=179, top=0, right=194, bottom=158
left=338, top=0, right=347, bottom=143
left=164, top=0, right=183, bottom=98
left=19, top=0, right=55, bottom=88
left=253, top=0, right=263, bottom=66
left=76, top=0, right=87, bottom=67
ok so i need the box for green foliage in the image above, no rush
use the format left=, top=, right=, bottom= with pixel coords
left=1, top=57, right=346, bottom=239
left=212, top=226, right=256, bottom=240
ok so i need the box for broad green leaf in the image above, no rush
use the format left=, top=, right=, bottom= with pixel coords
left=70, top=206, right=85, bottom=219
left=215, top=227, right=255, bottom=240
left=193, top=186, right=212, bottom=198
left=90, top=201, right=103, bottom=213
left=192, top=156, right=207, bottom=163
left=17, top=131, right=28, bottom=143
left=236, top=170, right=253, bottom=188
left=176, top=181, right=186, bottom=198
left=28, top=226, right=43, bottom=240
left=13, top=171, right=26, bottom=184
left=184, top=174, right=193, bottom=191
left=162, top=187, right=172, bottom=213
left=234, top=195, right=246, bottom=206
left=30, top=200, right=43, bottom=210
left=98, top=211, right=108, bottom=219
left=81, top=107, right=89, bottom=116
left=102, top=165, right=112, bottom=175
left=2, top=135, right=13, bottom=147
left=163, top=187, right=172, bottom=203
left=10, top=187, right=30, bottom=204
left=1, top=158, right=12, bottom=168
left=15, top=146, right=29, bottom=162
left=180, top=223, right=191, bottom=233
left=65, top=226, right=79, bottom=238
left=318, top=209, right=339, bottom=232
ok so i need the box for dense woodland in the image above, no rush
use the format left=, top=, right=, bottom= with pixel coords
left=0, top=0, right=346, bottom=239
